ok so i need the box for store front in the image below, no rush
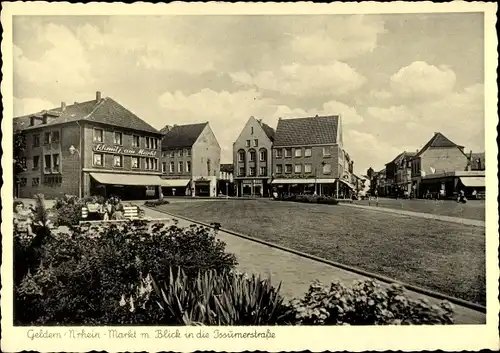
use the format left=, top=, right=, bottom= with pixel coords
left=236, top=179, right=271, bottom=197
left=89, top=172, right=161, bottom=200
left=160, top=179, right=191, bottom=196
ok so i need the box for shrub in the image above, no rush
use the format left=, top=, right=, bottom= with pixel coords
left=285, top=279, right=455, bottom=325
left=14, top=220, right=237, bottom=325
left=276, top=194, right=339, bottom=205
left=144, top=199, right=170, bottom=207
left=52, top=195, right=87, bottom=227
left=153, top=268, right=289, bottom=325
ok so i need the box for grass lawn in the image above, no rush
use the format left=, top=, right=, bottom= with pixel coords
left=156, top=199, right=485, bottom=305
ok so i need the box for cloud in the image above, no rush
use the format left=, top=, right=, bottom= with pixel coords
left=367, top=105, right=414, bottom=122
left=230, top=62, right=366, bottom=97
left=390, top=61, right=457, bottom=100
left=14, top=97, right=56, bottom=117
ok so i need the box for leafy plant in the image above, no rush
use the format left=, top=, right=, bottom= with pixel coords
left=276, top=194, right=339, bottom=205
left=144, top=199, right=170, bottom=207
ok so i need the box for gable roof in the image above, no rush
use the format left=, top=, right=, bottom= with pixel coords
left=161, top=123, right=208, bottom=149
left=387, top=151, right=416, bottom=165
left=14, top=97, right=161, bottom=134
left=259, top=120, right=276, bottom=141
left=273, top=115, right=339, bottom=147
left=415, top=132, right=463, bottom=157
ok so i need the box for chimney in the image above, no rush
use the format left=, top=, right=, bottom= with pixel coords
left=96, top=91, right=102, bottom=101
left=61, top=102, right=66, bottom=112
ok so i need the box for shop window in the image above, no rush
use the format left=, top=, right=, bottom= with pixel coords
left=276, top=149, right=283, bottom=158
left=132, top=156, right=140, bottom=169
left=113, top=155, right=123, bottom=168
left=305, top=148, right=312, bottom=157
left=304, top=163, right=312, bottom=173
left=284, top=148, right=292, bottom=158
left=295, top=148, right=302, bottom=157
left=32, top=177, right=40, bottom=187
left=259, top=166, right=267, bottom=176
left=323, top=163, right=332, bottom=174
left=93, top=128, right=103, bottom=143
left=187, top=161, right=191, bottom=173
left=52, top=154, right=60, bottom=173
left=93, top=153, right=104, bottom=167
left=44, top=132, right=51, bottom=145
left=295, top=164, right=302, bottom=173
left=169, top=162, right=174, bottom=173
left=178, top=161, right=183, bottom=173
left=276, top=164, right=283, bottom=174
left=32, top=155, right=40, bottom=170
left=44, top=155, right=52, bottom=173
left=52, top=130, right=60, bottom=144
left=285, top=164, right=292, bottom=173
left=132, top=135, right=140, bottom=147
left=32, top=134, right=40, bottom=148
left=114, top=132, right=123, bottom=145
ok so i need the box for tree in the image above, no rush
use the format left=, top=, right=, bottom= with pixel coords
left=14, top=130, right=27, bottom=188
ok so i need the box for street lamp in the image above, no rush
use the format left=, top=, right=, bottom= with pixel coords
left=69, top=145, right=82, bottom=198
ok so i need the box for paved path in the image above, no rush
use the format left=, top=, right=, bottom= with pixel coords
left=343, top=203, right=485, bottom=227
left=142, top=206, right=485, bottom=324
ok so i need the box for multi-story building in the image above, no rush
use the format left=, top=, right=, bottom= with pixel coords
left=233, top=116, right=275, bottom=197
left=271, top=115, right=355, bottom=198
left=14, top=91, right=164, bottom=200
left=385, top=151, right=415, bottom=197
left=160, top=123, right=220, bottom=197
left=371, top=168, right=386, bottom=196
left=218, top=164, right=235, bottom=197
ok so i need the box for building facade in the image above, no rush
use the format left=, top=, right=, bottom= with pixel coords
left=385, top=151, right=415, bottom=197
left=271, top=115, right=355, bottom=198
left=233, top=116, right=275, bottom=197
left=160, top=123, right=221, bottom=197
left=14, top=92, right=164, bottom=200
left=218, top=164, right=235, bottom=197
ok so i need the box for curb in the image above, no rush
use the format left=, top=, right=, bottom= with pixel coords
left=146, top=206, right=486, bottom=314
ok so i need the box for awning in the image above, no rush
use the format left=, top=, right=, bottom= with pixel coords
left=90, top=172, right=162, bottom=186
left=459, top=176, right=485, bottom=188
left=159, top=179, right=191, bottom=187
left=339, top=178, right=355, bottom=190
left=271, top=178, right=336, bottom=185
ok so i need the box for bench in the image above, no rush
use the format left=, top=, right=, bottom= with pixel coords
left=81, top=205, right=141, bottom=220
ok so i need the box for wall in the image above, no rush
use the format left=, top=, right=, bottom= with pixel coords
left=160, top=148, right=192, bottom=178
left=233, top=117, right=273, bottom=180
left=419, top=147, right=468, bottom=175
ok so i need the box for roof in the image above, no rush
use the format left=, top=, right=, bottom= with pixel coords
left=387, top=151, right=416, bottom=165
left=273, top=115, right=339, bottom=147
left=259, top=121, right=276, bottom=141
left=161, top=123, right=208, bottom=149
left=14, top=97, right=160, bottom=134
left=220, top=164, right=234, bottom=173
left=415, top=132, right=463, bottom=157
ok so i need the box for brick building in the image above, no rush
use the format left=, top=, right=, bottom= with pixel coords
left=160, top=123, right=220, bottom=197
left=271, top=115, right=355, bottom=198
left=14, top=91, right=164, bottom=200
left=233, top=116, right=275, bottom=197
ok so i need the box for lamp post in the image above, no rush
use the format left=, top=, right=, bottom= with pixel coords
left=69, top=145, right=82, bottom=198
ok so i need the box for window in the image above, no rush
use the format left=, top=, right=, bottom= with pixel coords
left=153, top=138, right=158, bottom=150
left=246, top=140, right=251, bottom=147
left=52, top=130, right=60, bottom=143
left=44, top=155, right=51, bottom=173
left=305, top=148, right=312, bottom=157
left=145, top=138, right=150, bottom=149
left=284, top=148, right=292, bottom=158
left=276, top=149, right=283, bottom=158
left=294, top=164, right=302, bottom=173
left=259, top=166, right=267, bottom=176
left=32, top=178, right=40, bottom=187
left=162, top=162, right=166, bottom=173
left=132, top=157, right=140, bottom=169
left=304, top=163, right=312, bottom=173
left=169, top=162, right=174, bottom=173
left=169, top=150, right=175, bottom=158
left=153, top=158, right=158, bottom=170
left=239, top=167, right=245, bottom=176
left=19, top=178, right=27, bottom=187
left=238, top=151, right=245, bottom=162
left=276, top=164, right=283, bottom=174
left=251, top=127, right=254, bottom=135
left=178, top=161, right=183, bottom=173
left=52, top=154, right=60, bottom=173
left=33, top=134, right=40, bottom=147
left=43, top=175, right=62, bottom=187
left=253, top=139, right=259, bottom=147
left=144, top=158, right=157, bottom=170
left=295, top=148, right=302, bottom=157
left=113, top=155, right=123, bottom=167
left=132, top=135, right=140, bottom=147
left=93, top=129, right=103, bottom=143
left=249, top=167, right=256, bottom=176
left=177, top=149, right=183, bottom=157
left=114, top=132, right=123, bottom=145
left=19, top=157, right=27, bottom=170
left=322, top=146, right=332, bottom=157
left=186, top=149, right=191, bottom=157
left=249, top=151, right=256, bottom=161
left=323, top=163, right=332, bottom=174
left=93, top=153, right=104, bottom=166
left=285, top=164, right=292, bottom=173
left=187, top=161, right=191, bottom=173
left=44, top=132, right=51, bottom=145
left=259, top=150, right=267, bottom=162
left=32, top=155, right=40, bottom=170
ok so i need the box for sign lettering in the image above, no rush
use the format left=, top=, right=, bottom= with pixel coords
left=93, top=144, right=157, bottom=157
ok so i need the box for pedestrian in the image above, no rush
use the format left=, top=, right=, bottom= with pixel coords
left=112, top=198, right=125, bottom=220
left=13, top=201, right=35, bottom=237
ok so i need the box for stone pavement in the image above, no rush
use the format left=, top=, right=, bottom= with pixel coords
left=343, top=203, right=485, bottom=227
left=142, top=206, right=485, bottom=324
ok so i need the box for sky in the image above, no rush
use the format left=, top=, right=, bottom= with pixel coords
left=12, top=13, right=485, bottom=174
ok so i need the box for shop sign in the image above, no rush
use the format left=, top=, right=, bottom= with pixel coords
left=93, top=144, right=157, bottom=157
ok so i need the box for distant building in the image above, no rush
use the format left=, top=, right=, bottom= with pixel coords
left=218, top=163, right=235, bottom=196
left=470, top=152, right=485, bottom=171
left=160, top=122, right=220, bottom=197
left=233, top=116, right=275, bottom=197
left=372, top=168, right=387, bottom=196
left=271, top=115, right=355, bottom=198
left=385, top=151, right=415, bottom=197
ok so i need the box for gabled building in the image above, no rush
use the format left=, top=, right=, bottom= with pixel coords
left=233, top=116, right=275, bottom=197
left=271, top=115, right=355, bottom=198
left=14, top=91, right=164, bottom=199
left=385, top=151, right=415, bottom=197
left=160, top=122, right=220, bottom=197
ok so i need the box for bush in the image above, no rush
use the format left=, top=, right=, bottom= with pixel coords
left=14, top=220, right=237, bottom=325
left=52, top=194, right=87, bottom=227
left=284, top=279, right=455, bottom=325
left=276, top=194, right=339, bottom=205
left=153, top=268, right=289, bottom=325
left=144, top=199, right=170, bottom=207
